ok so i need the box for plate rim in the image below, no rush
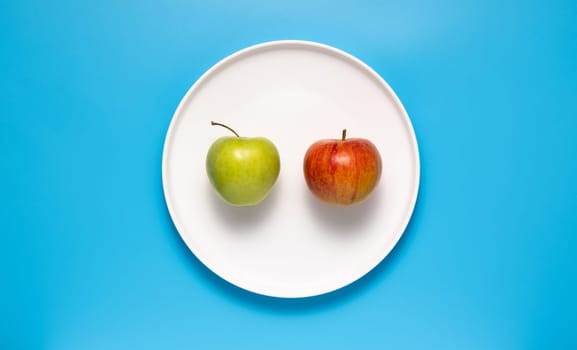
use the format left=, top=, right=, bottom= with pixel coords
left=161, top=39, right=421, bottom=298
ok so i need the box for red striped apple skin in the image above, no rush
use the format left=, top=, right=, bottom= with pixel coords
left=303, top=131, right=382, bottom=206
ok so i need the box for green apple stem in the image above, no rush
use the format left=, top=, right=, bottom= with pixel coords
left=342, top=129, right=347, bottom=141
left=211, top=121, right=240, bottom=137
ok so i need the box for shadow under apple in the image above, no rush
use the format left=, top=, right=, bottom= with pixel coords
left=305, top=186, right=383, bottom=235
left=206, top=180, right=281, bottom=233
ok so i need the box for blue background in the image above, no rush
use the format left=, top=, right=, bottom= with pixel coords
left=1, top=0, right=576, bottom=349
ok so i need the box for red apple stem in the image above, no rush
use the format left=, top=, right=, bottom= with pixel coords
left=211, top=121, right=240, bottom=137
left=342, top=129, right=347, bottom=141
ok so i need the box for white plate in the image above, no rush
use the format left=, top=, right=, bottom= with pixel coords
left=162, top=40, right=420, bottom=298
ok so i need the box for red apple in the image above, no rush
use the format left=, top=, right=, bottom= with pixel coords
left=303, top=129, right=382, bottom=206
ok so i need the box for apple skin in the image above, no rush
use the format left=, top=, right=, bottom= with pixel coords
left=206, top=135, right=280, bottom=206
left=303, top=131, right=382, bottom=206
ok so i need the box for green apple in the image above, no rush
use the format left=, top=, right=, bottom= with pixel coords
left=206, top=121, right=280, bottom=206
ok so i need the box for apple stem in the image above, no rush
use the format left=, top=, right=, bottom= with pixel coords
left=342, top=129, right=347, bottom=141
left=211, top=121, right=240, bottom=137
